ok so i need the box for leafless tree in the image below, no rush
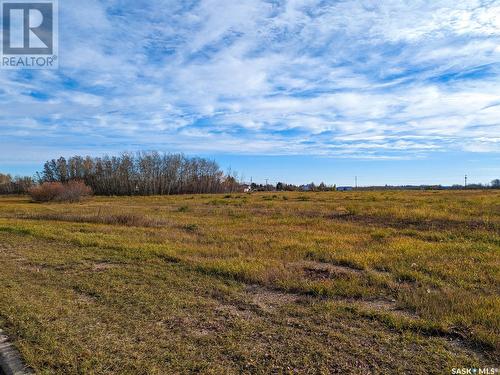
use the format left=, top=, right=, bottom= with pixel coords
left=0, top=173, right=34, bottom=194
left=38, top=152, right=241, bottom=196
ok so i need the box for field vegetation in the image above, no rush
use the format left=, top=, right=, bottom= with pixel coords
left=28, top=181, right=92, bottom=203
left=0, top=190, right=498, bottom=373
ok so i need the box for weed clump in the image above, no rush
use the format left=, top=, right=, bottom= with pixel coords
left=183, top=224, right=199, bottom=232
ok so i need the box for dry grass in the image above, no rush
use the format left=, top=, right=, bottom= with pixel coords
left=18, top=212, right=169, bottom=228
left=0, top=190, right=498, bottom=373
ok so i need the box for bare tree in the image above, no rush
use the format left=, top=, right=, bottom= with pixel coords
left=0, top=173, right=34, bottom=194
left=39, top=152, right=241, bottom=196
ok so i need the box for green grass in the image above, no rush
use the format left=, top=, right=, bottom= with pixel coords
left=0, top=190, right=498, bottom=373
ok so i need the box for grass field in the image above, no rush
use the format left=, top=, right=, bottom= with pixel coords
left=0, top=191, right=498, bottom=374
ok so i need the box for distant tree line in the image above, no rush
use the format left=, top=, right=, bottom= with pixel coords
left=0, top=173, right=34, bottom=194
left=37, top=152, right=241, bottom=196
left=2, top=156, right=500, bottom=196
left=356, top=181, right=500, bottom=191
left=247, top=182, right=336, bottom=192
left=275, top=182, right=336, bottom=192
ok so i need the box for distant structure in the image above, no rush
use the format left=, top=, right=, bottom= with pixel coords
left=337, top=186, right=354, bottom=192
left=300, top=184, right=313, bottom=191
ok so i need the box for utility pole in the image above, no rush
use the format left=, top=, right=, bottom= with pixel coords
left=355, top=176, right=358, bottom=189
left=465, top=174, right=468, bottom=189
left=265, top=179, right=268, bottom=191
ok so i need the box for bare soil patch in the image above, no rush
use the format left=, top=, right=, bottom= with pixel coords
left=295, top=260, right=362, bottom=281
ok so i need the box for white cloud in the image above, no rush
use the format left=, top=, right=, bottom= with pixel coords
left=0, top=0, right=499, bottom=162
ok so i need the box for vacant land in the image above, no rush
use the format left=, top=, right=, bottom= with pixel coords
left=0, top=191, right=498, bottom=374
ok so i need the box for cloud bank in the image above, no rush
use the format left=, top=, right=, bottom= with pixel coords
left=1, top=0, right=499, bottom=160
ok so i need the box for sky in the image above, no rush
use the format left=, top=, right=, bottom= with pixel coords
left=0, top=0, right=499, bottom=186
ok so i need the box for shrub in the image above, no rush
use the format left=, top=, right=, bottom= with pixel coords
left=57, top=181, right=93, bottom=202
left=29, top=181, right=92, bottom=203
left=183, top=223, right=199, bottom=232
left=28, top=182, right=65, bottom=202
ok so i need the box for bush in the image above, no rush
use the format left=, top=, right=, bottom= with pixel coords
left=28, top=182, right=64, bottom=202
left=58, top=181, right=93, bottom=202
left=29, top=181, right=92, bottom=203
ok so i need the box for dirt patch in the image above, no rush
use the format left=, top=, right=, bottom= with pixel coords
left=205, top=284, right=300, bottom=318
left=19, top=265, right=43, bottom=273
left=75, top=292, right=97, bottom=304
left=214, top=304, right=255, bottom=320
left=351, top=299, right=419, bottom=320
left=0, top=243, right=26, bottom=261
left=246, top=285, right=300, bottom=313
left=303, top=266, right=331, bottom=280
left=244, top=282, right=419, bottom=321
left=447, top=337, right=492, bottom=364
left=91, top=262, right=118, bottom=272
left=18, top=262, right=78, bottom=274
left=190, top=328, right=213, bottom=338
left=293, top=260, right=362, bottom=281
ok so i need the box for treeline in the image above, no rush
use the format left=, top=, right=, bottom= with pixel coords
left=357, top=181, right=500, bottom=191
left=0, top=174, right=33, bottom=194
left=250, top=182, right=336, bottom=192
left=38, top=152, right=241, bottom=195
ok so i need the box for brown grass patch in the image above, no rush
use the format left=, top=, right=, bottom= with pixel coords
left=19, top=212, right=168, bottom=228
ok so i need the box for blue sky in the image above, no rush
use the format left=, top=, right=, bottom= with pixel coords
left=0, top=0, right=499, bottom=185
